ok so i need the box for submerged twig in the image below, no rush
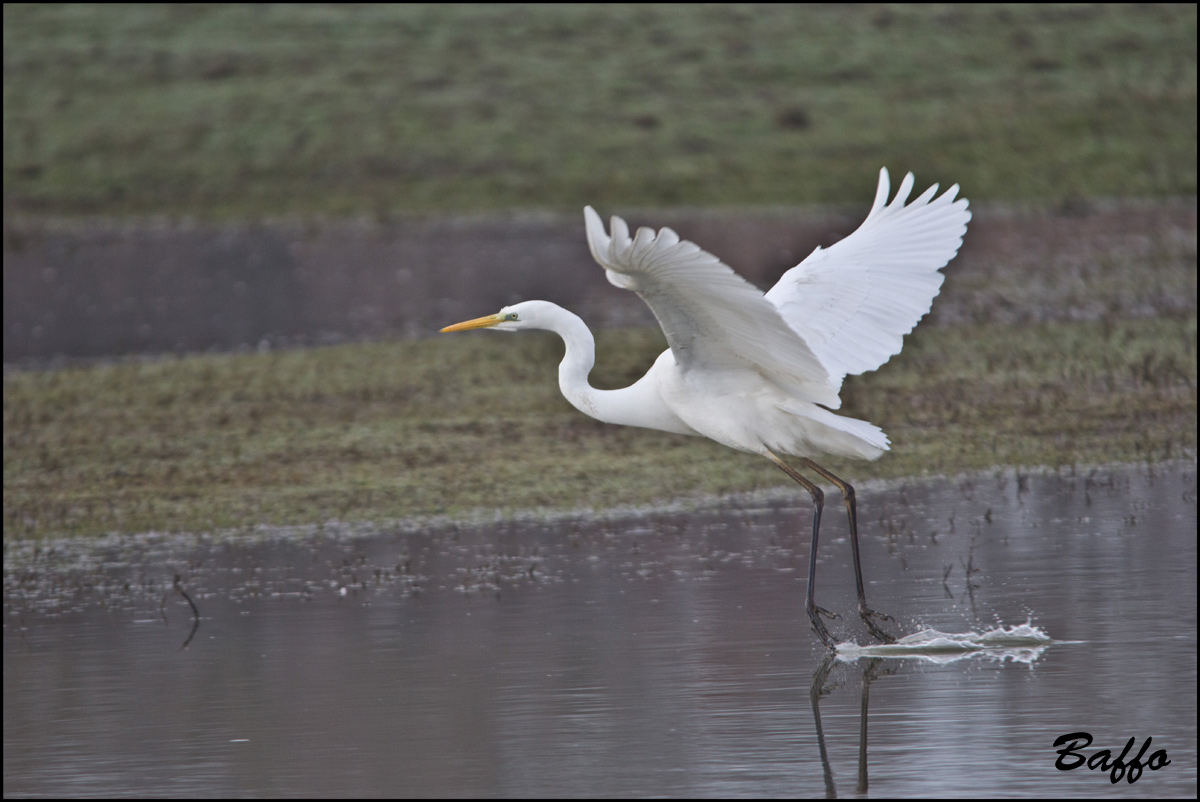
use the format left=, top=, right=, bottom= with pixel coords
left=159, top=573, right=201, bottom=650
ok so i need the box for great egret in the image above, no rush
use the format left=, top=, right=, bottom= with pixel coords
left=441, top=168, right=971, bottom=648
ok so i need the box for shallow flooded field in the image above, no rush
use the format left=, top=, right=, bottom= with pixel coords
left=4, top=462, right=1197, bottom=797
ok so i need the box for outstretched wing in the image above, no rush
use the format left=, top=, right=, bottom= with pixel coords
left=584, top=206, right=841, bottom=408
left=764, top=168, right=971, bottom=379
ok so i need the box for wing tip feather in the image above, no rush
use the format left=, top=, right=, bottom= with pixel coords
left=583, top=205, right=608, bottom=263
left=872, top=167, right=891, bottom=211
left=893, top=172, right=916, bottom=207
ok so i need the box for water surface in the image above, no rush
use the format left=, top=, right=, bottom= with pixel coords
left=5, top=463, right=1197, bottom=797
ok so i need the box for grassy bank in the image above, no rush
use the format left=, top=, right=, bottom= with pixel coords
left=4, top=4, right=1196, bottom=218
left=4, top=314, right=1195, bottom=539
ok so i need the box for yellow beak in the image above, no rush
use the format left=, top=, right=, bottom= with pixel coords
left=440, top=313, right=504, bottom=333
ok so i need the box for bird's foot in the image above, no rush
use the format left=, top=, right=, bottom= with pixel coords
left=858, top=603, right=897, bottom=644
left=807, top=603, right=840, bottom=650
left=813, top=603, right=840, bottom=621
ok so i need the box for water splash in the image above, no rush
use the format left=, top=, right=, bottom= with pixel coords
left=835, top=621, right=1062, bottom=664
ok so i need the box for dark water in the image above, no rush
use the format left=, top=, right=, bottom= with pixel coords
left=4, top=463, right=1197, bottom=797
left=6, top=201, right=1194, bottom=362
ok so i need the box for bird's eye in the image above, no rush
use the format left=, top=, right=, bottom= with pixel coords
left=506, top=313, right=519, bottom=321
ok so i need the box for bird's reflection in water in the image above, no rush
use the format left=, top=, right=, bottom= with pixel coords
left=810, top=655, right=893, bottom=798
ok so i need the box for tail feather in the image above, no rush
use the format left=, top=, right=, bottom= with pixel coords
left=776, top=401, right=890, bottom=461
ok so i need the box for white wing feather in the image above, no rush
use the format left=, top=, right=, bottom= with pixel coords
left=584, top=206, right=842, bottom=409
left=764, top=168, right=971, bottom=379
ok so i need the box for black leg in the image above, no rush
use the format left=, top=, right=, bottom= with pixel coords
left=766, top=452, right=840, bottom=649
left=800, top=458, right=896, bottom=644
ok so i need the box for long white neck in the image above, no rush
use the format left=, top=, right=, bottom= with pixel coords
left=531, top=302, right=696, bottom=437
left=540, top=304, right=605, bottom=420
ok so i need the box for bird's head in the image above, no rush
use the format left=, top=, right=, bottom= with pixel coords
left=440, top=300, right=558, bottom=334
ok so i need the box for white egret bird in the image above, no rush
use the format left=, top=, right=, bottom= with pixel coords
left=442, top=168, right=970, bottom=649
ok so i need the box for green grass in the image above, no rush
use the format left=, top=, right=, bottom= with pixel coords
left=5, top=315, right=1195, bottom=539
left=4, top=4, right=1196, bottom=218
